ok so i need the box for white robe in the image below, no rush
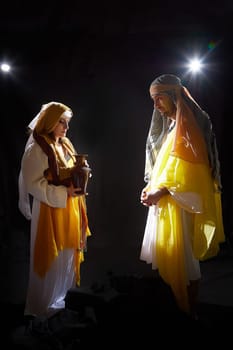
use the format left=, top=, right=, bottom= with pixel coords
left=19, top=140, right=76, bottom=318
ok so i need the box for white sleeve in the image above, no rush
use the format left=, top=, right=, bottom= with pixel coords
left=169, top=190, right=203, bottom=214
left=21, top=142, right=68, bottom=208
left=18, top=169, right=32, bottom=220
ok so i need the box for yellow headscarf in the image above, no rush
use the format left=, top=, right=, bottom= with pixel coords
left=34, top=102, right=72, bottom=136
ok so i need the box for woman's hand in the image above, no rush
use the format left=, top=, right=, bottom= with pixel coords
left=140, top=187, right=169, bottom=206
left=67, top=183, right=82, bottom=197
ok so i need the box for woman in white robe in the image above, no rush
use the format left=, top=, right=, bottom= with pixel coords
left=18, top=102, right=91, bottom=318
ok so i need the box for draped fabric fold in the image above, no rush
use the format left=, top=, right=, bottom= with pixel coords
left=34, top=196, right=90, bottom=285
left=32, top=129, right=91, bottom=285
left=144, top=128, right=224, bottom=312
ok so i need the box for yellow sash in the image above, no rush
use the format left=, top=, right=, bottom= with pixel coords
left=34, top=195, right=91, bottom=285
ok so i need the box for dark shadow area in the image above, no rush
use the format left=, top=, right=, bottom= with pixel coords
left=6, top=251, right=233, bottom=348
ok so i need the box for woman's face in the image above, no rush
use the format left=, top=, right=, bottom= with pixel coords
left=151, top=93, right=176, bottom=119
left=53, top=117, right=70, bottom=140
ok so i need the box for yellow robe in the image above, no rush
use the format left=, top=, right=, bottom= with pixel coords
left=145, top=129, right=224, bottom=312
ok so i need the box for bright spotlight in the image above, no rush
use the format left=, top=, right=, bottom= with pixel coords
left=187, top=58, right=203, bottom=73
left=1, top=63, right=11, bottom=73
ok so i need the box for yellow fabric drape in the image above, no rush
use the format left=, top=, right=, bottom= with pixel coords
left=31, top=101, right=91, bottom=286
left=156, top=196, right=190, bottom=311
left=35, top=103, right=72, bottom=135
left=149, top=129, right=224, bottom=312
left=33, top=137, right=91, bottom=286
left=34, top=195, right=91, bottom=285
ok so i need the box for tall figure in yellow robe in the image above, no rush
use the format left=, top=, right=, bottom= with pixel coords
left=18, top=102, right=91, bottom=318
left=140, top=74, right=225, bottom=318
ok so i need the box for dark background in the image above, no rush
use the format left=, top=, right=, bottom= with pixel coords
left=0, top=0, right=232, bottom=305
